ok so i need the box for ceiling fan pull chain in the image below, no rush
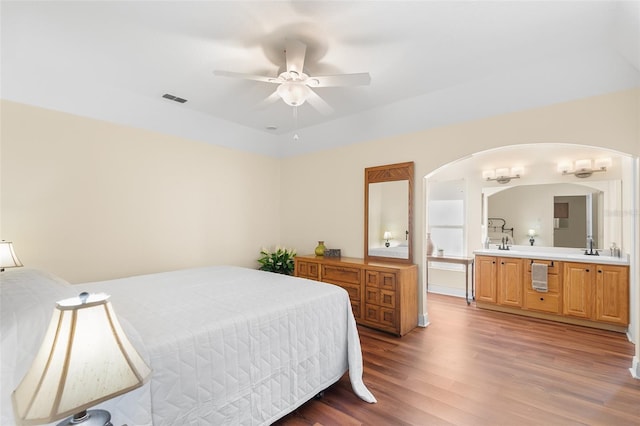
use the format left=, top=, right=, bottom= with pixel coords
left=293, top=106, right=299, bottom=140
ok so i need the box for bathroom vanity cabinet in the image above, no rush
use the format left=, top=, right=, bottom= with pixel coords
left=563, top=262, right=629, bottom=325
left=475, top=255, right=524, bottom=307
left=474, top=251, right=629, bottom=332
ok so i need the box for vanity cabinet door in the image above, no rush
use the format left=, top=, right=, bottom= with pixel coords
left=475, top=256, right=497, bottom=303
left=563, top=262, right=593, bottom=319
left=595, top=265, right=629, bottom=325
left=498, top=257, right=523, bottom=307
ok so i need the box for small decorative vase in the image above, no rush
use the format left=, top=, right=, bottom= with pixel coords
left=315, top=241, right=326, bottom=256
left=426, top=233, right=435, bottom=256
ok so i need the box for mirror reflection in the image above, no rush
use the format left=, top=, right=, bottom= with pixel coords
left=553, top=194, right=599, bottom=248
left=368, top=181, right=409, bottom=259
left=485, top=182, right=620, bottom=250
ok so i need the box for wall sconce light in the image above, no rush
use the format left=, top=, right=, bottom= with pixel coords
left=527, top=229, right=536, bottom=246
left=558, top=158, right=611, bottom=178
left=383, top=231, right=392, bottom=247
left=482, top=167, right=523, bottom=184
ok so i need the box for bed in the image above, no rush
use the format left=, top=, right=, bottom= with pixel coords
left=368, top=243, right=409, bottom=259
left=1, top=266, right=375, bottom=425
left=487, top=217, right=514, bottom=244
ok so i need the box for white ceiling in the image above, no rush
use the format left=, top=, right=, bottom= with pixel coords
left=2, top=1, right=639, bottom=157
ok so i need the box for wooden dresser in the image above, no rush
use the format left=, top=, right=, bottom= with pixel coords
left=294, top=255, right=418, bottom=336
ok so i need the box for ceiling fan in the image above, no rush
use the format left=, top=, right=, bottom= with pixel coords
left=213, top=39, right=371, bottom=115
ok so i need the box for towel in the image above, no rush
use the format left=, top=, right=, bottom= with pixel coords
left=531, top=263, right=548, bottom=292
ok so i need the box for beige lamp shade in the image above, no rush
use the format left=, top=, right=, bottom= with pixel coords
left=12, top=293, right=151, bottom=425
left=0, top=241, right=23, bottom=269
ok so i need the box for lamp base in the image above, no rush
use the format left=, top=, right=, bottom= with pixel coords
left=56, top=409, right=112, bottom=426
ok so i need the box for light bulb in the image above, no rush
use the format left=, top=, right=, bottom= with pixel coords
left=277, top=82, right=309, bottom=106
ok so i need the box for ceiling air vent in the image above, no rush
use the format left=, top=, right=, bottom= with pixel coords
left=162, top=93, right=187, bottom=103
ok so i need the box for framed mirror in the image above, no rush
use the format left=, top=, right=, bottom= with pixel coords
left=365, top=162, right=414, bottom=263
left=482, top=180, right=621, bottom=249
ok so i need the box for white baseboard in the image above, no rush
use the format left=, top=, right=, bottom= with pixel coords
left=418, top=313, right=430, bottom=327
left=630, top=356, right=640, bottom=379
left=427, top=284, right=466, bottom=299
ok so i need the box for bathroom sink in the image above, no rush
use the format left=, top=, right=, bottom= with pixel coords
left=473, top=247, right=628, bottom=265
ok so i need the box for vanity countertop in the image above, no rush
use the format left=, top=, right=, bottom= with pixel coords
left=473, top=247, right=629, bottom=266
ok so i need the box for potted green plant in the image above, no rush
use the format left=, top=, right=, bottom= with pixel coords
left=257, top=246, right=296, bottom=275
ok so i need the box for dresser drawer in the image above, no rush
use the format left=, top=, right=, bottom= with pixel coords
left=296, top=260, right=319, bottom=280
left=322, top=265, right=361, bottom=285
left=364, top=304, right=396, bottom=328
left=328, top=281, right=361, bottom=301
left=525, top=291, right=561, bottom=314
left=351, top=300, right=362, bottom=320
left=365, top=286, right=396, bottom=304
left=365, top=270, right=397, bottom=290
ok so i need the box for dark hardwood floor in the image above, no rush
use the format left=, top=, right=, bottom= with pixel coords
left=277, top=293, right=640, bottom=425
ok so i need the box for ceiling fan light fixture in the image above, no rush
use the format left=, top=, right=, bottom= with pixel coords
left=277, top=82, right=309, bottom=106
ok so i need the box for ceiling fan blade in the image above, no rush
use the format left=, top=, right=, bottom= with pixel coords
left=213, top=70, right=278, bottom=84
left=254, top=90, right=281, bottom=110
left=305, top=88, right=334, bottom=116
left=285, top=39, right=306, bottom=75
left=308, top=73, right=371, bottom=87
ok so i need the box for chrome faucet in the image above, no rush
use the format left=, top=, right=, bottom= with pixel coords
left=584, top=235, right=599, bottom=256
left=498, top=236, right=510, bottom=250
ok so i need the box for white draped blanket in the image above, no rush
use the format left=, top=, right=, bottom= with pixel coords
left=1, top=266, right=375, bottom=426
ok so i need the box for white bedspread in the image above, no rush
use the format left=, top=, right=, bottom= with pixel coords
left=369, top=245, right=409, bottom=259
left=1, top=266, right=375, bottom=426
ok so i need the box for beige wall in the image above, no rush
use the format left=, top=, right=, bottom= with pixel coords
left=1, top=101, right=281, bottom=283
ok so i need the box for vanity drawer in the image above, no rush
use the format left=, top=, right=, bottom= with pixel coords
left=322, top=265, right=361, bottom=285
left=525, top=291, right=561, bottom=314
left=525, top=272, right=561, bottom=294
left=526, top=259, right=561, bottom=275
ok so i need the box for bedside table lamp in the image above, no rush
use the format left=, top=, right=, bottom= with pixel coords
left=12, top=292, right=151, bottom=426
left=0, top=240, right=23, bottom=271
left=383, top=231, right=392, bottom=247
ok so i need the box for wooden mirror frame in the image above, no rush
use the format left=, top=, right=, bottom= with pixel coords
left=364, top=161, right=414, bottom=264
